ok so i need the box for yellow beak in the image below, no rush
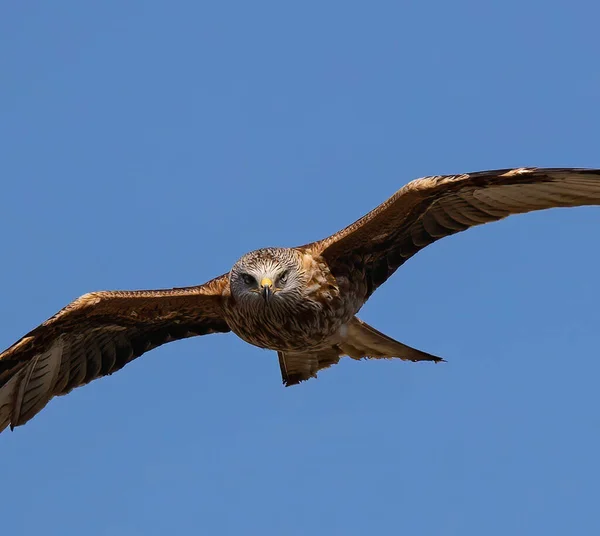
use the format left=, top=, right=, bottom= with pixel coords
left=260, top=277, right=273, bottom=303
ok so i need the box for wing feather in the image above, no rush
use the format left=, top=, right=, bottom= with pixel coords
left=0, top=274, right=231, bottom=433
left=11, top=338, right=65, bottom=426
left=315, top=168, right=600, bottom=298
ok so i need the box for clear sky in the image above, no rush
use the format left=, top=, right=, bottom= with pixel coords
left=1, top=1, right=599, bottom=535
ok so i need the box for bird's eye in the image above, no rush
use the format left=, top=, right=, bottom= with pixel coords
left=278, top=270, right=288, bottom=284
left=241, top=273, right=255, bottom=285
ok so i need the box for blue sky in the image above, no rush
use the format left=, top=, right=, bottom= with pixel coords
left=1, top=1, right=600, bottom=534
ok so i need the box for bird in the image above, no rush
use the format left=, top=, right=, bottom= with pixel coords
left=1, top=167, right=600, bottom=433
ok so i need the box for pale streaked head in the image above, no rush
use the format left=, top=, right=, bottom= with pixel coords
left=229, top=248, right=304, bottom=306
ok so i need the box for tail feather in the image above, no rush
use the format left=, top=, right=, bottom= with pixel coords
left=340, top=317, right=445, bottom=363
left=277, top=316, right=443, bottom=387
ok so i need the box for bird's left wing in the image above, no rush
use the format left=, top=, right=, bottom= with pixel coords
left=313, top=168, right=600, bottom=298
left=0, top=274, right=230, bottom=433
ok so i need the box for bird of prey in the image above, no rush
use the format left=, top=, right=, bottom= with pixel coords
left=1, top=167, right=599, bottom=433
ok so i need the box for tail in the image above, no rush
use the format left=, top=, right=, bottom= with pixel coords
left=339, top=317, right=445, bottom=363
left=277, top=316, right=443, bottom=386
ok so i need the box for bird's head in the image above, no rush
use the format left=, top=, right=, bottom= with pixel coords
left=229, top=248, right=303, bottom=306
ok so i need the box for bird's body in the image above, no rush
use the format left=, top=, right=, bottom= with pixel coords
left=222, top=247, right=362, bottom=352
left=2, top=166, right=600, bottom=433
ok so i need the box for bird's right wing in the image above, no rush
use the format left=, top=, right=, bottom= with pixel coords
left=0, top=274, right=231, bottom=433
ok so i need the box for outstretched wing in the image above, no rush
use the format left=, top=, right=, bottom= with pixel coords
left=0, top=274, right=231, bottom=433
left=315, top=167, right=600, bottom=298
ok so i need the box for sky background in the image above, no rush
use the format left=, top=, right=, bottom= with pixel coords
left=1, top=1, right=600, bottom=535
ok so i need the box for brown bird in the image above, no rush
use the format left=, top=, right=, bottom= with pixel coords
left=1, top=167, right=600, bottom=433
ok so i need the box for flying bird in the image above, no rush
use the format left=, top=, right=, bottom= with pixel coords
left=1, top=167, right=600, bottom=433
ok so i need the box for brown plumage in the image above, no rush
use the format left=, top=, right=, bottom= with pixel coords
left=1, top=167, right=600, bottom=433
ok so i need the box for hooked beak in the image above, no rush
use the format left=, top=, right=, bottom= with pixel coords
left=260, top=277, right=273, bottom=303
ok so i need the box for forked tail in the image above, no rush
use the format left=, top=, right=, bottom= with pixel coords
left=339, top=317, right=445, bottom=363
left=277, top=316, right=443, bottom=386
